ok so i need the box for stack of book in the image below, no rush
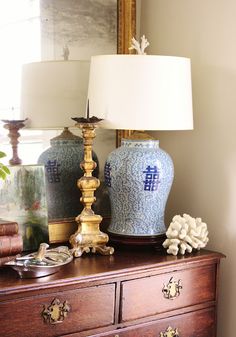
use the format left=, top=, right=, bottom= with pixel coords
left=0, top=219, right=23, bottom=266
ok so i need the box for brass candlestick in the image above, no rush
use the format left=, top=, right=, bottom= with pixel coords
left=69, top=116, right=114, bottom=257
left=2, top=119, right=27, bottom=165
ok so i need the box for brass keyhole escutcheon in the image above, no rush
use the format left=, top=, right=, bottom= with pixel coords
left=160, top=326, right=180, bottom=337
left=50, top=304, right=60, bottom=322
left=162, top=277, right=182, bottom=300
left=42, top=298, right=71, bottom=324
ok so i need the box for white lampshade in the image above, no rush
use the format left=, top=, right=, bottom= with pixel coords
left=20, top=60, right=90, bottom=129
left=88, top=55, right=193, bottom=130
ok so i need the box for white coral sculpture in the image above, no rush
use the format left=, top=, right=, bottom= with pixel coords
left=163, top=214, right=209, bottom=256
left=129, top=35, right=150, bottom=55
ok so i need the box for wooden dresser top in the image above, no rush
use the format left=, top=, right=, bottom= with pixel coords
left=0, top=249, right=224, bottom=296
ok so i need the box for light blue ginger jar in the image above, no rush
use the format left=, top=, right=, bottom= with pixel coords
left=104, top=139, right=174, bottom=238
left=38, top=128, right=99, bottom=221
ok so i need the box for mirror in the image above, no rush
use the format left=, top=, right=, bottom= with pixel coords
left=40, top=0, right=131, bottom=59
left=43, top=0, right=136, bottom=242
left=0, top=0, right=136, bottom=244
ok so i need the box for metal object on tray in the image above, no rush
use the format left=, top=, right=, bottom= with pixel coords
left=5, top=243, right=73, bottom=278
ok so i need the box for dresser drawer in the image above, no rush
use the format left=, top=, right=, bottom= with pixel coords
left=0, top=283, right=115, bottom=337
left=121, top=264, right=216, bottom=322
left=94, top=307, right=215, bottom=337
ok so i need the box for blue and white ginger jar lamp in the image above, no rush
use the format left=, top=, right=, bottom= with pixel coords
left=105, top=138, right=174, bottom=237
left=20, top=60, right=93, bottom=222
left=87, top=46, right=193, bottom=245
left=38, top=127, right=99, bottom=221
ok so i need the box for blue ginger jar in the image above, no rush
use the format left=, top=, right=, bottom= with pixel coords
left=104, top=139, right=174, bottom=238
left=38, top=127, right=99, bottom=221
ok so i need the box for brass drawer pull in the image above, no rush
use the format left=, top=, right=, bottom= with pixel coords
left=160, top=326, right=179, bottom=337
left=162, top=277, right=182, bottom=300
left=42, top=298, right=71, bottom=324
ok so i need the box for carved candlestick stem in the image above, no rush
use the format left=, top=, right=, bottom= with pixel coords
left=2, top=119, right=27, bottom=165
left=69, top=120, right=114, bottom=257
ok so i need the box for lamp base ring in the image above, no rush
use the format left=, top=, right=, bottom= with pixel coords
left=108, top=232, right=166, bottom=250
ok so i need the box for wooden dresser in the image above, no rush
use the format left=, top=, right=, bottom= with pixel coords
left=0, top=249, right=224, bottom=337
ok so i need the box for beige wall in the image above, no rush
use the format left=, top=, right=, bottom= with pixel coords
left=140, top=1, right=236, bottom=335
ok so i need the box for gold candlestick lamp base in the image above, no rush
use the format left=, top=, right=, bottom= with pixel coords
left=69, top=118, right=114, bottom=257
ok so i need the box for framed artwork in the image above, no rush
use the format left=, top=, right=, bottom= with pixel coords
left=0, top=165, right=48, bottom=251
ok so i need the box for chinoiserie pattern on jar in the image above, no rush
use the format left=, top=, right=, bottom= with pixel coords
left=105, top=139, right=174, bottom=236
left=38, top=132, right=99, bottom=221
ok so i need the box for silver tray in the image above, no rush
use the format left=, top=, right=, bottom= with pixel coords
left=6, top=243, right=73, bottom=278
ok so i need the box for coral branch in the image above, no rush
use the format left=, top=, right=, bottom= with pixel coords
left=163, top=214, right=209, bottom=255
left=129, top=35, right=150, bottom=55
